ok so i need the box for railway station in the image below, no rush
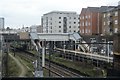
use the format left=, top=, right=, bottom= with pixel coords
left=0, top=27, right=119, bottom=78
left=1, top=1, right=120, bottom=79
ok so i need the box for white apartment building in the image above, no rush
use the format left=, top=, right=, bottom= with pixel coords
left=0, top=18, right=4, bottom=30
left=30, top=25, right=43, bottom=33
left=41, top=11, right=79, bottom=33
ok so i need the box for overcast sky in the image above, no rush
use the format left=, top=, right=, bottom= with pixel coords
left=0, top=0, right=119, bottom=29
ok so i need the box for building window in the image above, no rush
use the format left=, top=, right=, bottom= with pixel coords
left=50, top=23, right=52, bottom=25
left=89, top=22, right=91, bottom=26
left=85, top=29, right=88, bottom=33
left=104, top=22, right=106, bottom=25
left=115, top=20, right=118, bottom=24
left=69, top=30, right=71, bottom=32
left=85, top=16, right=88, bottom=19
left=82, top=22, right=84, bottom=26
left=74, top=22, right=76, bottom=24
left=69, top=26, right=71, bottom=28
left=104, top=14, right=106, bottom=18
left=69, top=17, right=71, bottom=19
left=115, top=11, right=118, bottom=16
left=59, top=30, right=61, bottom=32
left=74, top=17, right=76, bottom=19
left=107, top=21, right=110, bottom=25
left=89, top=15, right=90, bottom=18
left=50, top=18, right=52, bottom=20
left=69, top=22, right=71, bottom=24
left=59, top=17, right=61, bottom=19
left=78, top=26, right=80, bottom=28
left=80, top=30, right=81, bottom=33
left=107, top=13, right=110, bottom=17
left=80, top=23, right=81, bottom=26
left=89, top=30, right=91, bottom=33
left=59, top=21, right=61, bottom=23
left=82, top=29, right=84, bottom=33
left=114, top=28, right=118, bottom=33
left=103, top=29, right=105, bottom=33
left=80, top=17, right=81, bottom=19
left=85, top=21, right=88, bottom=26
left=74, top=30, right=76, bottom=32
left=59, top=26, right=61, bottom=28
left=82, top=16, right=84, bottom=19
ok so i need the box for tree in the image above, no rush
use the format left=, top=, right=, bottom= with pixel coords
left=6, top=27, right=11, bottom=30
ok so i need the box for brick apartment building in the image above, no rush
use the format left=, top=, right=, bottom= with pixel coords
left=102, top=5, right=120, bottom=77
left=102, top=6, right=120, bottom=35
left=79, top=6, right=115, bottom=36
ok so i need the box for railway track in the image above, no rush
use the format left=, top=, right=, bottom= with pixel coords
left=11, top=47, right=84, bottom=77
left=45, top=62, right=82, bottom=77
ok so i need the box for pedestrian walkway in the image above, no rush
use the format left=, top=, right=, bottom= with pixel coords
left=9, top=53, right=27, bottom=77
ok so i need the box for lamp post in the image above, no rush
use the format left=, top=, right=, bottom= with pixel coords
left=107, top=41, right=110, bottom=63
left=0, top=34, right=3, bottom=79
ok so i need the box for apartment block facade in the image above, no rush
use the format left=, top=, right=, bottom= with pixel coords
left=0, top=18, right=4, bottom=30
left=102, top=6, right=120, bottom=35
left=41, top=11, right=79, bottom=33
left=79, top=6, right=114, bottom=36
left=30, top=25, right=43, bottom=33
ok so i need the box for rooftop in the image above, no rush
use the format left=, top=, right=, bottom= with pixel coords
left=80, top=6, right=116, bottom=14
left=43, top=11, right=77, bottom=16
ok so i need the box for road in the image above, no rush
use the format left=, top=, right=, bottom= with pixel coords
left=9, top=53, right=27, bottom=77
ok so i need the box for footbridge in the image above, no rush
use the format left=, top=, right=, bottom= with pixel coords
left=29, top=27, right=82, bottom=77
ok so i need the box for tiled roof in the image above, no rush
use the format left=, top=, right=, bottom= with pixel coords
left=101, top=6, right=117, bottom=12
left=80, top=6, right=117, bottom=14
left=80, top=8, right=87, bottom=14
left=87, top=7, right=99, bottom=12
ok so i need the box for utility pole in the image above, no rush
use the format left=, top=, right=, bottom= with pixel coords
left=0, top=35, right=3, bottom=79
left=34, top=40, right=43, bottom=77
left=48, top=41, right=51, bottom=77
left=14, top=29, right=15, bottom=56
left=107, top=41, right=110, bottom=63
left=42, top=40, right=46, bottom=67
left=48, top=41, right=54, bottom=77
